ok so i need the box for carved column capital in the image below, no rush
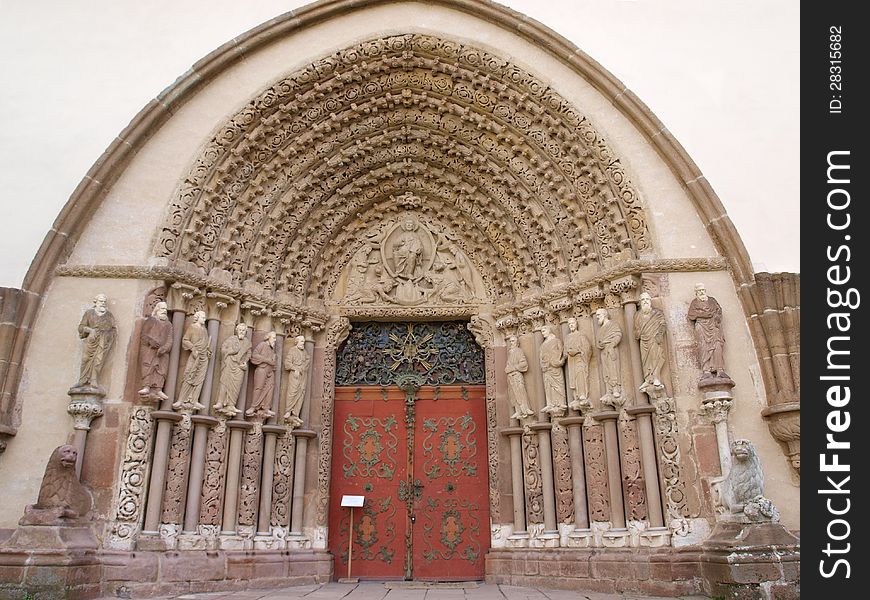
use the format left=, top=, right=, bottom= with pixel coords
left=167, top=282, right=202, bottom=311
left=608, top=274, right=642, bottom=304
left=205, top=291, right=236, bottom=321
left=702, top=398, right=733, bottom=424
left=67, top=392, right=104, bottom=431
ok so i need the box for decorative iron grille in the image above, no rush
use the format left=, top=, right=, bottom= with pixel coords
left=335, top=322, right=485, bottom=386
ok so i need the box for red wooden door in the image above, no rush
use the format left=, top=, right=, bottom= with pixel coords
left=412, top=385, right=488, bottom=581
left=328, top=384, right=489, bottom=580
left=329, top=387, right=407, bottom=579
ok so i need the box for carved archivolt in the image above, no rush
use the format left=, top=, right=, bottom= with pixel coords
left=155, top=34, right=652, bottom=307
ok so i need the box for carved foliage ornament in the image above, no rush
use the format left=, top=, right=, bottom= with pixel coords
left=155, top=34, right=651, bottom=304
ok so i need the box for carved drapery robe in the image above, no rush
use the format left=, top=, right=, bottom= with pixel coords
left=596, top=319, right=623, bottom=399
left=634, top=307, right=667, bottom=386
left=175, top=322, right=211, bottom=410
left=539, top=335, right=567, bottom=413
left=283, top=345, right=311, bottom=420
left=76, top=309, right=116, bottom=388
left=687, top=296, right=726, bottom=376
left=139, top=316, right=172, bottom=391
left=505, top=346, right=534, bottom=418
left=216, top=335, right=252, bottom=412
left=248, top=340, right=276, bottom=417
left=565, top=330, right=592, bottom=403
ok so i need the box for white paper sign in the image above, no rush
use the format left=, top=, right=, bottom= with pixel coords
left=341, top=495, right=365, bottom=507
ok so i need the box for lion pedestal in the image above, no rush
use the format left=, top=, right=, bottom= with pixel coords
left=0, top=445, right=100, bottom=600
left=700, top=440, right=800, bottom=600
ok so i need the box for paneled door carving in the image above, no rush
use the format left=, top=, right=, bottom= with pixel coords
left=328, top=322, right=489, bottom=581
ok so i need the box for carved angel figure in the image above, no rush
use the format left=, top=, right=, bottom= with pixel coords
left=213, top=323, right=252, bottom=417
left=247, top=331, right=277, bottom=419
left=282, top=335, right=310, bottom=427
left=565, top=318, right=592, bottom=412
left=19, top=445, right=92, bottom=525
left=74, top=293, right=116, bottom=390
left=174, top=310, right=211, bottom=411
left=595, top=308, right=623, bottom=408
left=539, top=325, right=567, bottom=416
left=505, top=335, right=535, bottom=420
left=634, top=292, right=667, bottom=394
left=138, top=301, right=172, bottom=401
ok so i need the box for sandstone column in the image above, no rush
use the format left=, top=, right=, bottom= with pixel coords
left=288, top=329, right=317, bottom=541
left=182, top=293, right=233, bottom=535
left=221, top=310, right=256, bottom=536
left=530, top=323, right=559, bottom=546
left=619, top=287, right=665, bottom=530
left=257, top=316, right=288, bottom=539
left=142, top=283, right=198, bottom=535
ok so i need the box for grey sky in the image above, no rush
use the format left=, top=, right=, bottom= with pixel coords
left=0, top=0, right=799, bottom=288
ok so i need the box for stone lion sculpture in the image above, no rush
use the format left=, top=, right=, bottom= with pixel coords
left=19, top=445, right=93, bottom=525
left=718, top=439, right=779, bottom=523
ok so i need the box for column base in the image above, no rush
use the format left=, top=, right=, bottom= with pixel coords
left=285, top=533, right=312, bottom=550
left=505, top=532, right=530, bottom=548
left=601, top=527, right=630, bottom=548
left=565, top=528, right=594, bottom=548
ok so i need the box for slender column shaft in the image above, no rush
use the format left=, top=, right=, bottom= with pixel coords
left=624, top=301, right=666, bottom=528
left=622, top=302, right=645, bottom=403
left=505, top=429, right=527, bottom=533
left=635, top=410, right=664, bottom=527
left=142, top=307, right=188, bottom=533
left=221, top=422, right=249, bottom=532
left=290, top=435, right=310, bottom=533
left=182, top=317, right=223, bottom=533
left=72, top=429, right=88, bottom=478
left=183, top=417, right=217, bottom=531
left=142, top=412, right=182, bottom=532
left=256, top=334, right=285, bottom=533
left=531, top=423, right=557, bottom=533
left=715, top=418, right=731, bottom=475
left=289, top=338, right=316, bottom=534
left=162, top=310, right=188, bottom=410
left=201, top=318, right=222, bottom=416
left=258, top=430, right=280, bottom=533
left=563, top=417, right=589, bottom=529
left=532, top=330, right=547, bottom=418
left=599, top=413, right=626, bottom=528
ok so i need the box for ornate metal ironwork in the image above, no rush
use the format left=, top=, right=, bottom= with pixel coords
left=336, top=322, right=485, bottom=386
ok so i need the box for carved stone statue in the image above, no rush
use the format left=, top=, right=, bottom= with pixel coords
left=138, top=301, right=173, bottom=401
left=717, top=439, right=780, bottom=523
left=505, top=335, right=535, bottom=420
left=247, top=331, right=277, bottom=419
left=539, top=325, right=567, bottom=416
left=213, top=323, right=252, bottom=418
left=634, top=292, right=667, bottom=395
left=565, top=318, right=592, bottom=413
left=74, top=293, right=116, bottom=390
left=594, top=308, right=623, bottom=409
left=174, top=311, right=211, bottom=412
left=687, top=283, right=731, bottom=384
left=19, top=445, right=92, bottom=525
left=282, top=335, right=310, bottom=427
